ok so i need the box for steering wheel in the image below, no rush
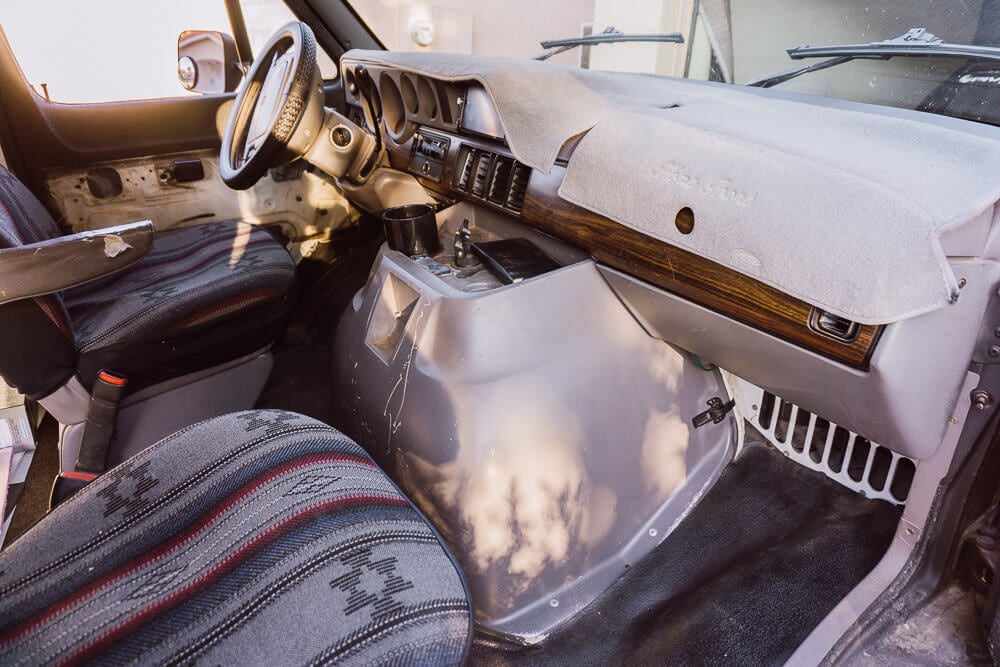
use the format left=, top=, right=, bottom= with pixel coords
left=220, top=21, right=380, bottom=192
left=220, top=22, right=319, bottom=189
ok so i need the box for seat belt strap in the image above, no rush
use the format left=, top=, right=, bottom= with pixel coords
left=50, top=371, right=126, bottom=508
left=74, top=370, right=127, bottom=475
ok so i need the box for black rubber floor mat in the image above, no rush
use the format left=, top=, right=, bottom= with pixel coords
left=471, top=442, right=902, bottom=666
left=254, top=342, right=335, bottom=424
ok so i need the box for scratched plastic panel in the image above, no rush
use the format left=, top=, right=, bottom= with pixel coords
left=331, top=202, right=737, bottom=643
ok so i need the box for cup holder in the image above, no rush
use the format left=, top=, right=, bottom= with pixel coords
left=382, top=203, right=440, bottom=256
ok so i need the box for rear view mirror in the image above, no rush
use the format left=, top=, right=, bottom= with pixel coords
left=177, top=30, right=243, bottom=94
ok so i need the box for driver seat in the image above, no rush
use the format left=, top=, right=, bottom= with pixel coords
left=0, top=164, right=296, bottom=473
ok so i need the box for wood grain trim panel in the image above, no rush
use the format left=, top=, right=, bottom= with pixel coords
left=387, top=133, right=879, bottom=368
left=522, top=167, right=881, bottom=368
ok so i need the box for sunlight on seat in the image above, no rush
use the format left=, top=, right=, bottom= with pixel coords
left=228, top=221, right=253, bottom=267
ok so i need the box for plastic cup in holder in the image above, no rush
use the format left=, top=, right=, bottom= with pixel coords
left=382, top=204, right=440, bottom=257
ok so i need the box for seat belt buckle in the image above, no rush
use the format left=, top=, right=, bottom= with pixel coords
left=74, top=370, right=127, bottom=476
left=95, top=370, right=128, bottom=395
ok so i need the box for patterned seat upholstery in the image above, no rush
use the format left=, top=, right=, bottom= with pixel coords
left=65, top=221, right=295, bottom=392
left=0, top=165, right=295, bottom=398
left=0, top=410, right=473, bottom=665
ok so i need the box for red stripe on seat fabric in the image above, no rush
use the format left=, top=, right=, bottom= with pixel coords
left=119, top=236, right=276, bottom=289
left=65, top=233, right=275, bottom=301
left=63, top=492, right=409, bottom=666
left=36, top=295, right=73, bottom=339
left=0, top=452, right=380, bottom=646
left=160, top=288, right=282, bottom=333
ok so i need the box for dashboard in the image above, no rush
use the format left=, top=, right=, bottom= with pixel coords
left=341, top=62, right=881, bottom=369
left=334, top=50, right=1000, bottom=466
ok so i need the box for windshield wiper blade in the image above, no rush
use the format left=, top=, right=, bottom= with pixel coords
left=746, top=55, right=856, bottom=88
left=788, top=27, right=1000, bottom=61
left=747, top=28, right=1000, bottom=88
left=534, top=28, right=683, bottom=61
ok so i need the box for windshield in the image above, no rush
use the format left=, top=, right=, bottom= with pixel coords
left=346, top=0, right=999, bottom=126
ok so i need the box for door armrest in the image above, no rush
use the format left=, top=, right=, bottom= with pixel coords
left=0, top=221, right=154, bottom=306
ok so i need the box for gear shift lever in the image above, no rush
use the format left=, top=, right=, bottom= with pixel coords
left=454, top=219, right=475, bottom=267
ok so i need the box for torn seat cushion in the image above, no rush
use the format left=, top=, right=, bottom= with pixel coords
left=0, top=410, right=472, bottom=665
left=63, top=221, right=296, bottom=393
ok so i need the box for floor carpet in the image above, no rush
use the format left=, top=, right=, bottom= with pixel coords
left=472, top=441, right=902, bottom=666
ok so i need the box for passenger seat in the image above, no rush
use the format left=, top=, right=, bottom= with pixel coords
left=0, top=410, right=472, bottom=665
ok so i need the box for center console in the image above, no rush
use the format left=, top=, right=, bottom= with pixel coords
left=331, top=201, right=736, bottom=641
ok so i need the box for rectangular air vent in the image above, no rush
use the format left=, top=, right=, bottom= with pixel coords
left=471, top=152, right=491, bottom=197
left=809, top=308, right=860, bottom=343
left=487, top=156, right=514, bottom=205
left=453, top=145, right=531, bottom=214
left=455, top=146, right=477, bottom=191
left=506, top=163, right=531, bottom=213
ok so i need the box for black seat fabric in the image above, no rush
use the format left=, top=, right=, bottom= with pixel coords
left=0, top=165, right=295, bottom=398
left=64, top=221, right=295, bottom=392
left=0, top=410, right=472, bottom=665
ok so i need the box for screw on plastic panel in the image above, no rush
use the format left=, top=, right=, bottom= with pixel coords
left=989, top=346, right=1000, bottom=358
left=994, top=327, right=1000, bottom=339
left=976, top=534, right=998, bottom=550
left=972, top=390, right=992, bottom=411
left=900, top=520, right=921, bottom=543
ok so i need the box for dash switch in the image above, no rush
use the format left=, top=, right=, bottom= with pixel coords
left=172, top=159, right=205, bottom=183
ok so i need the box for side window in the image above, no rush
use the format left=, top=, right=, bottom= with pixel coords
left=0, top=0, right=232, bottom=103
left=0, top=0, right=336, bottom=105
left=241, top=0, right=339, bottom=79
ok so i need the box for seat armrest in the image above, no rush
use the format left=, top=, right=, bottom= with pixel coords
left=0, top=221, right=154, bottom=306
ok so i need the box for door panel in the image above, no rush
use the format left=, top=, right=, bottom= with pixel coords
left=28, top=96, right=228, bottom=168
